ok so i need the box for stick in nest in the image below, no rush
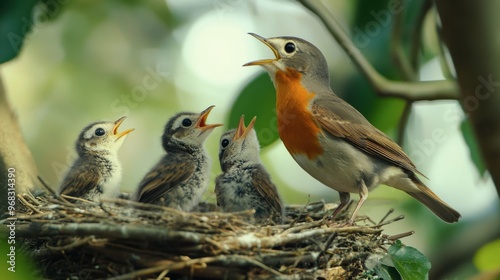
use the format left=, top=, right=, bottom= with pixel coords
left=8, top=192, right=412, bottom=279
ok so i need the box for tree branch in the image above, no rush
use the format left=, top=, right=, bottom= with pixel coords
left=436, top=0, right=500, bottom=197
left=0, top=73, right=38, bottom=214
left=12, top=222, right=205, bottom=244
left=298, top=0, right=459, bottom=101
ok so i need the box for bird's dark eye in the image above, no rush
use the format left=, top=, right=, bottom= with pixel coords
left=95, top=128, right=106, bottom=136
left=182, top=118, right=192, bottom=127
left=221, top=139, right=230, bottom=148
left=284, top=42, right=295, bottom=53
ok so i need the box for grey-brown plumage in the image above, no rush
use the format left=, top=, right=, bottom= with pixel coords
left=135, top=106, right=222, bottom=211
left=244, top=33, right=461, bottom=223
left=58, top=116, right=134, bottom=201
left=215, top=116, right=284, bottom=223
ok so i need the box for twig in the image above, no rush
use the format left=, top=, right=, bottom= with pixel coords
left=316, top=232, right=337, bottom=265
left=261, top=251, right=319, bottom=267
left=38, top=176, right=72, bottom=204
left=155, top=269, right=169, bottom=280
left=205, top=237, right=229, bottom=254
left=111, top=255, right=284, bottom=280
left=371, top=215, right=405, bottom=228
left=297, top=0, right=459, bottom=101
left=222, top=226, right=381, bottom=250
left=388, top=230, right=414, bottom=240
left=397, top=101, right=413, bottom=145
left=377, top=208, right=394, bottom=226
left=37, top=176, right=57, bottom=196
left=12, top=223, right=205, bottom=244
left=46, top=236, right=95, bottom=251
left=282, top=220, right=324, bottom=235
left=23, top=191, right=42, bottom=206
left=98, top=202, right=115, bottom=217
left=289, top=195, right=311, bottom=226
left=103, top=198, right=256, bottom=220
left=226, top=255, right=284, bottom=277
left=61, top=194, right=95, bottom=204
left=17, top=194, right=41, bottom=214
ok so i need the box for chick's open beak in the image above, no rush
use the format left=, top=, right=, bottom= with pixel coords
left=243, top=33, right=280, bottom=66
left=196, top=105, right=223, bottom=131
left=113, top=116, right=134, bottom=140
left=233, top=115, right=256, bottom=141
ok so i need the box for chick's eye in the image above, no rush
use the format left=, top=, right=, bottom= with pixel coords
left=284, top=42, right=295, bottom=53
left=221, top=139, right=230, bottom=148
left=95, top=128, right=106, bottom=136
left=182, top=118, right=192, bottom=127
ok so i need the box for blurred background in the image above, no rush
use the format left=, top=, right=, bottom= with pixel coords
left=1, top=0, right=499, bottom=279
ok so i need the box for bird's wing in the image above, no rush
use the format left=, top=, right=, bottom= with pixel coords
left=312, top=95, right=424, bottom=176
left=214, top=175, right=223, bottom=207
left=136, top=154, right=195, bottom=203
left=252, top=165, right=284, bottom=215
left=59, top=167, right=100, bottom=198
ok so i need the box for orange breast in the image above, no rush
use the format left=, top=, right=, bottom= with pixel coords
left=275, top=68, right=323, bottom=159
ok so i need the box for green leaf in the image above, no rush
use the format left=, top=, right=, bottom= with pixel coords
left=460, top=119, right=487, bottom=176
left=388, top=241, right=430, bottom=280
left=229, top=73, right=278, bottom=148
left=474, top=238, right=500, bottom=272
left=338, top=75, right=405, bottom=136
left=0, top=0, right=40, bottom=63
left=388, top=240, right=431, bottom=280
left=374, top=264, right=402, bottom=280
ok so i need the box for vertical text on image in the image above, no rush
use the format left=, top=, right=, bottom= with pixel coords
left=6, top=167, right=17, bottom=273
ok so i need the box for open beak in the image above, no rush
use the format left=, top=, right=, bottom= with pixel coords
left=113, top=116, right=134, bottom=140
left=196, top=105, right=223, bottom=131
left=233, top=115, right=256, bottom=140
left=243, top=33, right=280, bottom=66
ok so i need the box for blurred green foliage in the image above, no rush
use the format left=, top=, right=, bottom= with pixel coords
left=474, top=238, right=500, bottom=272
left=231, top=0, right=430, bottom=147
left=461, top=119, right=487, bottom=177
left=0, top=0, right=39, bottom=63
left=228, top=73, right=277, bottom=148
left=0, top=241, right=39, bottom=279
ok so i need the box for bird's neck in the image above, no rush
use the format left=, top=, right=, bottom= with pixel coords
left=80, top=149, right=116, bottom=160
left=274, top=68, right=323, bottom=160
left=222, top=157, right=260, bottom=173
left=165, top=141, right=204, bottom=155
left=80, top=151, right=119, bottom=172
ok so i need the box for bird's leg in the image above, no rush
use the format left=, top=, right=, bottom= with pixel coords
left=347, top=180, right=369, bottom=224
left=330, top=192, right=350, bottom=221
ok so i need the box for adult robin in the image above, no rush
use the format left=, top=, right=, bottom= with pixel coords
left=58, top=116, right=134, bottom=201
left=244, top=33, right=460, bottom=223
left=216, top=115, right=284, bottom=223
left=134, top=106, right=222, bottom=211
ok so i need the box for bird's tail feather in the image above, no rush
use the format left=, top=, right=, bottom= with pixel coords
left=406, top=180, right=461, bottom=223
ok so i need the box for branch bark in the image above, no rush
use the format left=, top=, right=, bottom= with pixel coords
left=12, top=222, right=205, bottom=244
left=436, top=0, right=500, bottom=197
left=0, top=73, right=38, bottom=213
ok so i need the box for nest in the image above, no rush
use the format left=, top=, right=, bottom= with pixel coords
left=10, top=190, right=412, bottom=280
